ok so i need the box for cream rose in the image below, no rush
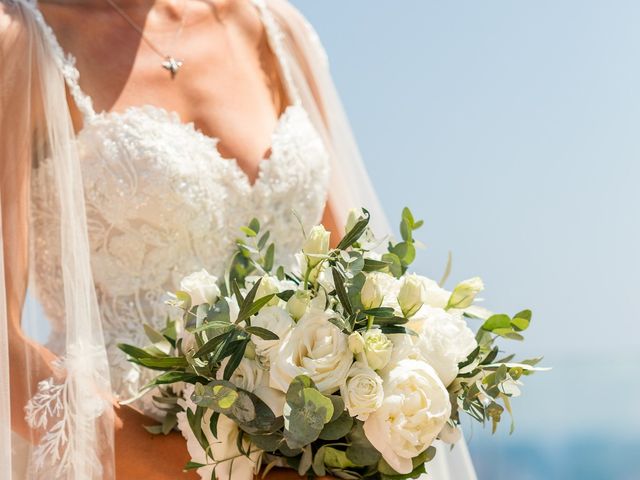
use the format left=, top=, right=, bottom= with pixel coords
left=363, top=359, right=451, bottom=474
left=270, top=310, right=353, bottom=394
left=339, top=361, right=384, bottom=421
left=179, top=269, right=220, bottom=306
left=408, top=306, right=477, bottom=386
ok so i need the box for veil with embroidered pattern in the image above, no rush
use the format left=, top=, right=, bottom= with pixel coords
left=0, top=0, right=476, bottom=478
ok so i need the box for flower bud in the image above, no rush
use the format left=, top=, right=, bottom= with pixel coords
left=363, top=328, right=393, bottom=370
left=361, top=273, right=385, bottom=310
left=397, top=274, right=427, bottom=317
left=345, top=208, right=364, bottom=234
left=286, top=289, right=312, bottom=320
left=438, top=423, right=462, bottom=444
left=348, top=331, right=365, bottom=354
left=256, top=275, right=280, bottom=306
left=302, top=225, right=331, bottom=267
left=447, top=277, right=484, bottom=310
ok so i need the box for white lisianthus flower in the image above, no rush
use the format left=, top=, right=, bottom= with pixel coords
left=339, top=362, right=384, bottom=421
left=177, top=385, right=262, bottom=480
left=446, top=277, right=484, bottom=310
left=363, top=328, right=393, bottom=371
left=348, top=331, right=365, bottom=355
left=361, top=272, right=386, bottom=310
left=397, top=274, right=427, bottom=318
left=363, top=359, right=451, bottom=475
left=250, top=306, right=295, bottom=362
left=302, top=225, right=331, bottom=267
left=179, top=269, right=220, bottom=306
left=270, top=310, right=353, bottom=394
left=286, top=289, right=312, bottom=320
left=409, top=306, right=477, bottom=386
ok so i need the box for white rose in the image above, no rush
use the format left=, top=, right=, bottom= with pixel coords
left=361, top=272, right=386, bottom=310
left=180, top=269, right=220, bottom=306
left=348, top=331, right=365, bottom=354
left=286, top=289, right=312, bottom=320
left=446, top=277, right=484, bottom=310
left=340, top=362, right=384, bottom=421
left=250, top=306, right=295, bottom=362
left=363, top=359, right=451, bottom=474
left=302, top=225, right=331, bottom=267
left=397, top=274, right=427, bottom=317
left=270, top=310, right=353, bottom=394
left=409, top=306, right=477, bottom=386
left=363, top=328, right=393, bottom=371
left=177, top=384, right=262, bottom=480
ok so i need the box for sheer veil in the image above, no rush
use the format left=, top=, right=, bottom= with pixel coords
left=1, top=0, right=114, bottom=478
left=0, top=0, right=475, bottom=478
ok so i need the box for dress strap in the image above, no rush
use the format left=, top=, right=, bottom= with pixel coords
left=26, top=0, right=97, bottom=120
left=251, top=0, right=302, bottom=106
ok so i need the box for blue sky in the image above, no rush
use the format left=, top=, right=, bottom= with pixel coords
left=292, top=0, right=640, bottom=475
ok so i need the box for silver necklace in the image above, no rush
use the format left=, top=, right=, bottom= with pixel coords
left=105, top=0, right=188, bottom=78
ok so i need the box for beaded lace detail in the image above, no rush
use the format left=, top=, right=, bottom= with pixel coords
left=28, top=0, right=330, bottom=420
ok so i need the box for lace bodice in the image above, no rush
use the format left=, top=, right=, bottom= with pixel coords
left=28, top=0, right=330, bottom=416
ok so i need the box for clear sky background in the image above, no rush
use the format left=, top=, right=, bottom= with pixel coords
left=292, top=1, right=640, bottom=478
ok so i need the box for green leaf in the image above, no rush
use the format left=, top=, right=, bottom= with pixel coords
left=240, top=226, right=257, bottom=237
left=323, top=447, right=357, bottom=469
left=146, top=371, right=207, bottom=388
left=481, top=314, right=512, bottom=332
left=134, top=356, right=189, bottom=370
left=249, top=218, right=260, bottom=235
left=223, top=339, right=249, bottom=380
left=337, top=209, right=370, bottom=250
left=236, top=294, right=276, bottom=325
left=245, top=326, right=279, bottom=340
left=319, top=411, right=353, bottom=440
left=511, top=309, right=532, bottom=331
left=184, top=461, right=206, bottom=471
left=362, top=307, right=396, bottom=318
left=346, top=421, right=380, bottom=466
left=363, top=258, right=392, bottom=272
left=283, top=376, right=334, bottom=449
left=381, top=252, right=403, bottom=278
left=235, top=278, right=266, bottom=324
left=257, top=231, right=271, bottom=250
left=332, top=267, right=353, bottom=315
left=390, top=241, right=416, bottom=266
left=118, top=343, right=156, bottom=360
left=193, top=326, right=235, bottom=358
left=264, top=244, right=275, bottom=272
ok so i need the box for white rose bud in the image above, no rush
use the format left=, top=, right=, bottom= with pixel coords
left=397, top=274, right=427, bottom=318
left=361, top=272, right=385, bottom=310
left=447, top=277, right=484, bottom=309
left=286, top=289, right=312, bottom=320
left=256, top=275, right=280, bottom=306
left=340, top=362, right=384, bottom=421
left=345, top=208, right=363, bottom=234
left=179, top=269, right=220, bottom=306
left=363, top=327, right=393, bottom=371
left=302, top=225, right=331, bottom=267
left=348, top=331, right=365, bottom=355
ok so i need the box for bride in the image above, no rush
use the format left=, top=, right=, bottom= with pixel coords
left=0, top=0, right=477, bottom=478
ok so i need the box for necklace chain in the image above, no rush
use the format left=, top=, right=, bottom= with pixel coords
left=104, top=0, right=188, bottom=78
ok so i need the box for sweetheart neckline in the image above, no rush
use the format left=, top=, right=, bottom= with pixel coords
left=77, top=103, right=302, bottom=190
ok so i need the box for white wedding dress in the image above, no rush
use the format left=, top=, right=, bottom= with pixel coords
left=1, top=0, right=476, bottom=478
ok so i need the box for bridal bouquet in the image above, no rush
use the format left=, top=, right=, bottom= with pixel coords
left=120, top=208, right=544, bottom=480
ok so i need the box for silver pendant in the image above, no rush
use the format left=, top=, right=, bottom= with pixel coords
left=162, top=56, right=183, bottom=79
